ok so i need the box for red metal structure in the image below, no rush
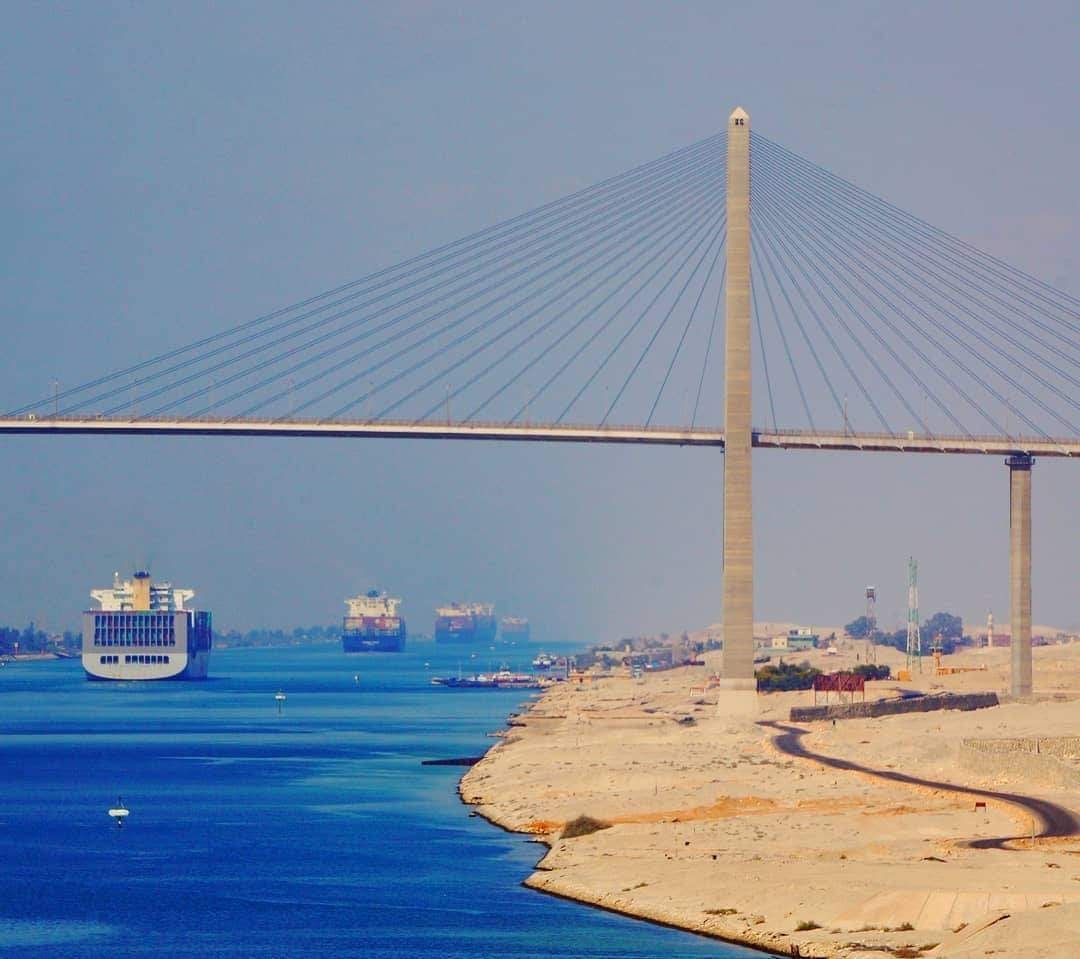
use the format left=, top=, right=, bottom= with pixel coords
left=812, top=672, right=866, bottom=705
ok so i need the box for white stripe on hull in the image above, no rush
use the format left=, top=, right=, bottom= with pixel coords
left=82, top=649, right=210, bottom=681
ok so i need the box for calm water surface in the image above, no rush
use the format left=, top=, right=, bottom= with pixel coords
left=0, top=644, right=764, bottom=958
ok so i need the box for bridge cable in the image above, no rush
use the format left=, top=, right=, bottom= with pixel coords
left=756, top=142, right=1080, bottom=365
left=9, top=132, right=727, bottom=418
left=753, top=202, right=894, bottom=434
left=749, top=234, right=815, bottom=430
left=751, top=222, right=846, bottom=422
left=647, top=238, right=726, bottom=427
left=558, top=204, right=726, bottom=424
left=379, top=186, right=729, bottom=423
left=752, top=172, right=1000, bottom=437
left=753, top=158, right=1071, bottom=437
left=148, top=155, right=726, bottom=419
left=515, top=198, right=728, bottom=424
left=602, top=219, right=727, bottom=425
left=327, top=178, right=729, bottom=422
left=750, top=264, right=778, bottom=433
left=113, top=147, right=727, bottom=418
left=751, top=133, right=1080, bottom=327
left=753, top=191, right=933, bottom=434
left=754, top=147, right=1080, bottom=390
left=445, top=183, right=727, bottom=423
left=690, top=263, right=725, bottom=430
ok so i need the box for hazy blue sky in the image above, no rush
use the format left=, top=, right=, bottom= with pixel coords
left=1, top=1, right=1077, bottom=639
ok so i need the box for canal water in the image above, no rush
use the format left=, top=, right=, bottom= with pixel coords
left=0, top=643, right=763, bottom=958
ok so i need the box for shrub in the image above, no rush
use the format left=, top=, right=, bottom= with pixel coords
left=852, top=663, right=891, bottom=681
left=794, top=919, right=822, bottom=931
left=560, top=815, right=611, bottom=839
left=756, top=660, right=821, bottom=692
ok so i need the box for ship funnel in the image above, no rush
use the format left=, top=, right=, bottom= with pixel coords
left=132, top=570, right=151, bottom=611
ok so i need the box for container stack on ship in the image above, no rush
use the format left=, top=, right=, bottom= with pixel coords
left=434, top=603, right=496, bottom=643
left=499, top=616, right=530, bottom=642
left=342, top=591, right=406, bottom=652
left=82, top=571, right=212, bottom=681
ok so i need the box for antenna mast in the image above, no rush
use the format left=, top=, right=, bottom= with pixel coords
left=865, top=585, right=877, bottom=664
left=906, top=558, right=921, bottom=672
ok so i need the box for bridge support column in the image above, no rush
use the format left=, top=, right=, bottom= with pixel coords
left=1007, top=454, right=1033, bottom=697
left=718, top=106, right=755, bottom=714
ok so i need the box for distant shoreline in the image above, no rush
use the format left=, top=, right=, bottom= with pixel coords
left=0, top=651, right=64, bottom=662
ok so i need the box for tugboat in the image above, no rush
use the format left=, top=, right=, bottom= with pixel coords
left=431, top=668, right=544, bottom=690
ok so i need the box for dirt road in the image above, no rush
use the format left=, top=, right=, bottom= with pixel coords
left=760, top=720, right=1079, bottom=849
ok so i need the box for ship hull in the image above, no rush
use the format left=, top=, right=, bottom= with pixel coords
left=342, top=631, right=405, bottom=653
left=435, top=622, right=475, bottom=643
left=435, top=614, right=497, bottom=644
left=82, top=607, right=212, bottom=681
left=83, top=648, right=210, bottom=681
left=342, top=617, right=406, bottom=653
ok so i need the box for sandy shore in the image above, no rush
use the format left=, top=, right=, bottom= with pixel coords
left=461, top=641, right=1080, bottom=957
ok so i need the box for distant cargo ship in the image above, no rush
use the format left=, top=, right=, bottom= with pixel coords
left=500, top=616, right=530, bottom=642
left=343, top=591, right=405, bottom=653
left=435, top=603, right=496, bottom=644
left=82, top=571, right=212, bottom=681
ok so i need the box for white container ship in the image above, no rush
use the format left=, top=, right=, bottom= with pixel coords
left=82, top=571, right=212, bottom=681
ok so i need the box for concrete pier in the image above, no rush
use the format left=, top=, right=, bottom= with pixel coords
left=719, top=106, right=755, bottom=705
left=1008, top=454, right=1033, bottom=697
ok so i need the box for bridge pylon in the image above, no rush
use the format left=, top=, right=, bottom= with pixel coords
left=718, top=106, right=756, bottom=713
left=1007, top=454, right=1033, bottom=697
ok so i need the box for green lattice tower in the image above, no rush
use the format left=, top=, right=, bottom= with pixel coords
left=906, top=557, right=921, bottom=673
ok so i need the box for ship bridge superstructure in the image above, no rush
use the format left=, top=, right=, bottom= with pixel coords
left=345, top=591, right=402, bottom=618
left=90, top=571, right=194, bottom=613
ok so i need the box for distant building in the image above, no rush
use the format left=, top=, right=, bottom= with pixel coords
left=786, top=627, right=819, bottom=651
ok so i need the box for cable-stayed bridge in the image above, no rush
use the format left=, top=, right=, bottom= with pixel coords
left=3, top=108, right=1077, bottom=702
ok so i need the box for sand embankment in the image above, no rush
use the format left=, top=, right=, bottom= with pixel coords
left=461, top=641, right=1080, bottom=958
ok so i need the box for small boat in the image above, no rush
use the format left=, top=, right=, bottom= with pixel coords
left=108, top=797, right=130, bottom=828
left=431, top=668, right=544, bottom=690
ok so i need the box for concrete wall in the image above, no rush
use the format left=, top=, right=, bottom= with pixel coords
left=790, top=692, right=999, bottom=722
left=959, top=737, right=1080, bottom=790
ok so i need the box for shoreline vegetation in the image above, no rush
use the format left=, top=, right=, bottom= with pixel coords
left=1, top=622, right=464, bottom=656
left=0, top=623, right=367, bottom=655
left=461, top=632, right=1080, bottom=959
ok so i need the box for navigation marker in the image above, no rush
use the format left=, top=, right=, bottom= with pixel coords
left=108, top=797, right=130, bottom=828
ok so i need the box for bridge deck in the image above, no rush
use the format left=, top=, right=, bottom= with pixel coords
left=0, top=417, right=1076, bottom=457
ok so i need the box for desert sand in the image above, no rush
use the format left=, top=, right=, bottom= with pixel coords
left=461, top=640, right=1080, bottom=958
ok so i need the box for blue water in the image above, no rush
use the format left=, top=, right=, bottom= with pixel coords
left=0, top=644, right=763, bottom=958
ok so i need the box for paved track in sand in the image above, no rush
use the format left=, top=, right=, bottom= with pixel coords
left=760, top=721, right=1080, bottom=850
